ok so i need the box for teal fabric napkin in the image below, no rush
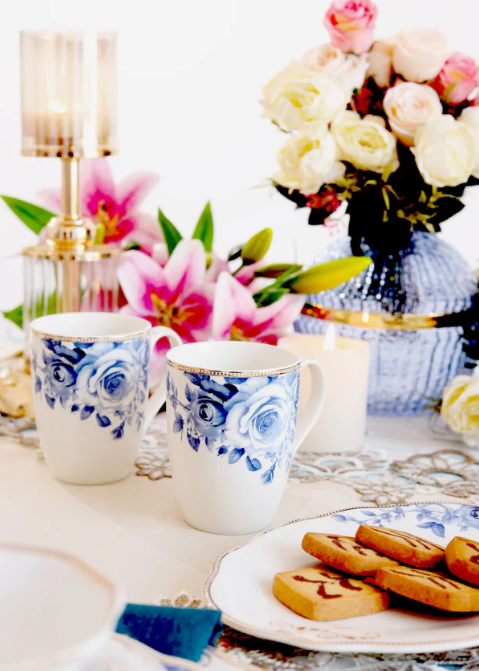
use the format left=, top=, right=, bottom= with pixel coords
left=116, top=604, right=223, bottom=662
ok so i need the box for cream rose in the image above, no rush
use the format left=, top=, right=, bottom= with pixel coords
left=301, top=44, right=368, bottom=94
left=331, top=111, right=399, bottom=173
left=367, top=39, right=394, bottom=88
left=274, top=130, right=345, bottom=195
left=442, top=375, right=479, bottom=444
left=392, top=29, right=447, bottom=83
left=262, top=63, right=349, bottom=132
left=383, top=82, right=443, bottom=146
left=460, top=107, right=479, bottom=178
left=412, top=115, right=476, bottom=187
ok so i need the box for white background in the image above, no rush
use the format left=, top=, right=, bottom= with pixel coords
left=0, top=0, right=478, bottom=314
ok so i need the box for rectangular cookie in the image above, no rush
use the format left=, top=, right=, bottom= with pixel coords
left=374, top=566, right=479, bottom=612
left=356, top=525, right=445, bottom=568
left=446, top=536, right=479, bottom=586
left=302, top=533, right=399, bottom=576
left=273, top=565, right=389, bottom=621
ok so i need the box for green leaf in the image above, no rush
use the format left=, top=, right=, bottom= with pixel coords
left=3, top=304, right=23, bottom=329
left=158, top=208, right=182, bottom=255
left=1, top=196, right=55, bottom=235
left=255, top=263, right=303, bottom=279
left=4, top=289, right=60, bottom=331
left=284, top=256, right=372, bottom=294
left=241, top=228, right=273, bottom=265
left=123, top=240, right=141, bottom=251
left=192, top=202, right=214, bottom=252
left=253, top=288, right=289, bottom=308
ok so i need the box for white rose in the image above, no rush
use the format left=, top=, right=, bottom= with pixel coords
left=301, top=44, right=368, bottom=94
left=412, top=115, right=476, bottom=187
left=460, top=107, right=479, bottom=178
left=262, top=63, right=349, bottom=132
left=274, top=130, right=345, bottom=195
left=331, top=111, right=399, bottom=173
left=383, top=82, right=443, bottom=146
left=392, top=29, right=447, bottom=83
left=367, top=39, right=394, bottom=88
left=442, top=375, right=479, bottom=441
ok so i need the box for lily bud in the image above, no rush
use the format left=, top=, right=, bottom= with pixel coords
left=241, top=228, right=273, bottom=265
left=285, top=256, right=372, bottom=294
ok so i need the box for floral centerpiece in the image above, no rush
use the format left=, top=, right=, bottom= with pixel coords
left=264, top=0, right=479, bottom=242
left=262, top=0, right=479, bottom=416
left=1, top=159, right=370, bottom=390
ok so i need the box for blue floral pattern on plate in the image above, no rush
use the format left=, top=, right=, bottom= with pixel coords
left=32, top=338, right=149, bottom=440
left=167, top=370, right=300, bottom=484
left=333, top=503, right=479, bottom=539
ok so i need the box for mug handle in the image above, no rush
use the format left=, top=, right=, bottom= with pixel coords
left=293, top=358, right=327, bottom=452
left=144, top=326, right=183, bottom=431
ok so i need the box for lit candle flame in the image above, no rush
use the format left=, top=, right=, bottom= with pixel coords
left=362, top=312, right=370, bottom=324
left=324, top=324, right=336, bottom=350
left=49, top=99, right=68, bottom=114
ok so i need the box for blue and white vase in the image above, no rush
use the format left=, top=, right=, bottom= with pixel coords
left=296, top=231, right=478, bottom=416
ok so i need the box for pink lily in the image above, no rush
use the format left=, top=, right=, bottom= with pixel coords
left=151, top=244, right=230, bottom=283
left=212, top=272, right=304, bottom=345
left=233, top=260, right=265, bottom=286
left=40, top=158, right=163, bottom=252
left=118, top=240, right=215, bottom=383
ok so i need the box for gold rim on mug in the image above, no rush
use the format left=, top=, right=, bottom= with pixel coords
left=167, top=360, right=301, bottom=377
left=203, top=501, right=479, bottom=650
left=30, top=328, right=151, bottom=343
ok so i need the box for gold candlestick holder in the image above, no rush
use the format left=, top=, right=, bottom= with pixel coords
left=20, top=31, right=120, bottom=357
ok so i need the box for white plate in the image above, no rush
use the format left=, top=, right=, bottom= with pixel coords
left=89, top=634, right=206, bottom=671
left=204, top=502, right=479, bottom=654
left=0, top=543, right=121, bottom=671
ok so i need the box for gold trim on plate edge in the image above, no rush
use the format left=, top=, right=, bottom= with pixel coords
left=203, top=501, right=479, bottom=650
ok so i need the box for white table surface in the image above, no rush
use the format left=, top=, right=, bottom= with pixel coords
left=0, top=415, right=473, bottom=605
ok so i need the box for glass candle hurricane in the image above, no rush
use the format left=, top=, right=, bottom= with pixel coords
left=20, top=30, right=117, bottom=157
left=20, top=30, right=120, bottom=359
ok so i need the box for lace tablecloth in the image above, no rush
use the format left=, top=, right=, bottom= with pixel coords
left=1, top=413, right=479, bottom=671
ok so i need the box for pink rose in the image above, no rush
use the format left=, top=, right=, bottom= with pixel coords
left=324, top=0, right=378, bottom=55
left=432, top=52, right=479, bottom=105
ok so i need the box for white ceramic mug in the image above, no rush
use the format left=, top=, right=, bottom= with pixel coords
left=166, top=341, right=327, bottom=535
left=30, top=312, right=182, bottom=485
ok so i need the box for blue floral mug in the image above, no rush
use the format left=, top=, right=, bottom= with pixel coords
left=30, top=312, right=182, bottom=485
left=166, top=341, right=327, bottom=534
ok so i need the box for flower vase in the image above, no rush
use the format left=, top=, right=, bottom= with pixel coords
left=295, top=231, right=478, bottom=416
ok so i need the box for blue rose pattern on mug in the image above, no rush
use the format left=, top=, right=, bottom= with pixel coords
left=167, top=370, right=300, bottom=484
left=32, top=338, right=149, bottom=440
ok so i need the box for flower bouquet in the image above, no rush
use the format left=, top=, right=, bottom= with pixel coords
left=262, top=0, right=479, bottom=415
left=264, top=0, right=479, bottom=248
left=1, top=159, right=370, bottom=389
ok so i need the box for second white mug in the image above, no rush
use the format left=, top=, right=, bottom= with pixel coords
left=166, top=341, right=327, bottom=535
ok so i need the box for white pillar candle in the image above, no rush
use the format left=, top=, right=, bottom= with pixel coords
left=279, top=327, right=370, bottom=453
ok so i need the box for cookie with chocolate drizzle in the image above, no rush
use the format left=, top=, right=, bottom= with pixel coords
left=356, top=525, right=445, bottom=568
left=273, top=565, right=389, bottom=621
left=302, top=533, right=399, bottom=576
left=446, top=536, right=479, bottom=587
left=374, top=565, right=479, bottom=611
